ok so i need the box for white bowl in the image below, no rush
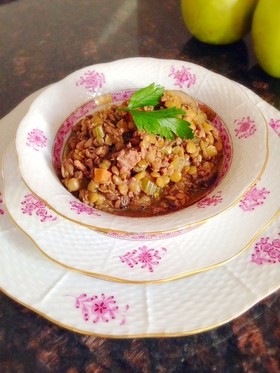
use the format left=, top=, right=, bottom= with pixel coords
left=15, top=57, right=268, bottom=237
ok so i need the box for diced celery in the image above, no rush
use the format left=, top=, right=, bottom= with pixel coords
left=92, top=125, right=105, bottom=139
left=141, top=178, right=161, bottom=196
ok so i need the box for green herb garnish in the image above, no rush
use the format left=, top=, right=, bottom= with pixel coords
left=121, top=83, right=194, bottom=140
left=127, top=83, right=165, bottom=109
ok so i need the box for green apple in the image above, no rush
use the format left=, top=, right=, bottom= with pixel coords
left=181, top=0, right=258, bottom=45
left=252, top=0, right=280, bottom=78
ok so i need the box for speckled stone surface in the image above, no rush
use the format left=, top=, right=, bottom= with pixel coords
left=1, top=1, right=280, bottom=372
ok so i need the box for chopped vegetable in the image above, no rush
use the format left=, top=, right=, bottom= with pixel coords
left=141, top=177, right=161, bottom=196
left=92, top=125, right=105, bottom=139
left=94, top=168, right=112, bottom=183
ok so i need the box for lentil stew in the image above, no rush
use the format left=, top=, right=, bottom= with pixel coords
left=59, top=90, right=224, bottom=216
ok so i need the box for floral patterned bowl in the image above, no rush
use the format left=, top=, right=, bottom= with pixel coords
left=15, top=58, right=268, bottom=238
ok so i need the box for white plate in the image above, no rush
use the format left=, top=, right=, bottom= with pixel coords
left=3, top=120, right=279, bottom=282
left=15, top=58, right=268, bottom=236
left=1, top=76, right=279, bottom=337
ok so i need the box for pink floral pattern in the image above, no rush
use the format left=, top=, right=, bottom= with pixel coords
left=0, top=193, right=4, bottom=215
left=75, top=293, right=129, bottom=325
left=21, top=194, right=57, bottom=222
left=119, top=246, right=167, bottom=272
left=197, top=191, right=223, bottom=208
left=111, top=89, right=134, bottom=102
left=252, top=234, right=280, bottom=264
left=169, top=65, right=196, bottom=88
left=76, top=70, right=105, bottom=92
left=239, top=187, right=270, bottom=212
left=69, top=200, right=101, bottom=216
left=234, top=117, right=256, bottom=139
left=26, top=129, right=47, bottom=151
left=269, top=118, right=280, bottom=137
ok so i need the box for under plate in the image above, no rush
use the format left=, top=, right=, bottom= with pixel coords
left=1, top=72, right=279, bottom=337
left=3, top=127, right=279, bottom=282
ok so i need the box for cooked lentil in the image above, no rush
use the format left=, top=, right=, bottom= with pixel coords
left=59, top=90, right=224, bottom=216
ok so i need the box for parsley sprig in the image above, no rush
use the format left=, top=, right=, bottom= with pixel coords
left=121, top=83, right=194, bottom=140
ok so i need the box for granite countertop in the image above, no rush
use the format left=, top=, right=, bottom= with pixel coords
left=1, top=1, right=280, bottom=372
